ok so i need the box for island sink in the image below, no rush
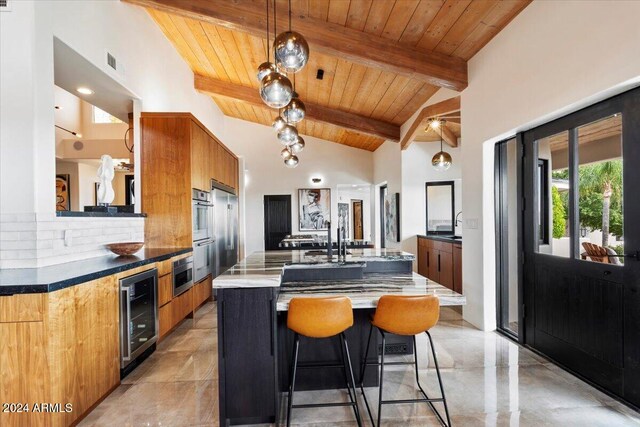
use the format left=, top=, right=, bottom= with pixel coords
left=281, top=261, right=365, bottom=282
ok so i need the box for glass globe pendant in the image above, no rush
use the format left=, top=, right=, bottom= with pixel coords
left=272, top=115, right=286, bottom=131
left=277, top=123, right=298, bottom=146
left=283, top=93, right=305, bottom=123
left=260, top=72, right=293, bottom=108
left=273, top=31, right=309, bottom=73
left=280, top=147, right=293, bottom=159
left=432, top=123, right=452, bottom=171
left=257, top=61, right=276, bottom=82
left=284, top=153, right=299, bottom=168
left=289, top=136, right=305, bottom=153
left=432, top=151, right=452, bottom=171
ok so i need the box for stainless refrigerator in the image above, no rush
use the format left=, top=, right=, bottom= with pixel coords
left=212, top=187, right=238, bottom=278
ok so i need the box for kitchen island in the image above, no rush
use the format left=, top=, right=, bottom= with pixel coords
left=213, top=249, right=465, bottom=426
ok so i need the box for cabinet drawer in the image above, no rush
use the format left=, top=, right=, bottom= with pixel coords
left=194, top=275, right=212, bottom=309
left=0, top=294, right=44, bottom=322
left=158, top=274, right=173, bottom=307
left=157, top=259, right=173, bottom=277
left=171, top=287, right=193, bottom=326
left=432, top=240, right=453, bottom=253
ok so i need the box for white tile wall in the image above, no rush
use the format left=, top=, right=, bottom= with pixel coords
left=0, top=213, right=144, bottom=268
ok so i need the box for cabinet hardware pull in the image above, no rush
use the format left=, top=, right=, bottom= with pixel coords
left=427, top=251, right=430, bottom=268
left=438, top=254, right=441, bottom=272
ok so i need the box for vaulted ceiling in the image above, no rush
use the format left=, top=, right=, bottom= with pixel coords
left=126, top=0, right=531, bottom=151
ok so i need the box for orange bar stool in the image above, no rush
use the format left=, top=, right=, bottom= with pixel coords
left=359, top=295, right=451, bottom=427
left=286, top=296, right=363, bottom=427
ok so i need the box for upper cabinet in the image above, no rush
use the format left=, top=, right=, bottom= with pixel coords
left=141, top=113, right=239, bottom=248
left=191, top=121, right=211, bottom=192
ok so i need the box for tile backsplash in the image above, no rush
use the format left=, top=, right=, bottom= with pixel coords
left=0, top=213, right=144, bottom=268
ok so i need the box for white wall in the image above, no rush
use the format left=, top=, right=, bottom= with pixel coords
left=462, top=0, right=640, bottom=330
left=372, top=141, right=402, bottom=249
left=400, top=143, right=462, bottom=270
left=222, top=117, right=374, bottom=256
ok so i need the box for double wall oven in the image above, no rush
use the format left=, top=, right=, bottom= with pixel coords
left=193, top=189, right=214, bottom=283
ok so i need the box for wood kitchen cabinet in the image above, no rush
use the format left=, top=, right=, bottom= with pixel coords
left=141, top=112, right=239, bottom=248
left=417, top=236, right=462, bottom=293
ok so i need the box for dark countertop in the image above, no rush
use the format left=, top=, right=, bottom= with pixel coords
left=418, top=234, right=463, bottom=244
left=0, top=247, right=192, bottom=296
left=56, top=211, right=146, bottom=218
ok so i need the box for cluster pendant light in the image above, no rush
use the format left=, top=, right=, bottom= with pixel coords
left=258, top=0, right=309, bottom=168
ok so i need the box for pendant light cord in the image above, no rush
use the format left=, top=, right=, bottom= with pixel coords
left=289, top=0, right=292, bottom=32
left=265, top=0, right=270, bottom=60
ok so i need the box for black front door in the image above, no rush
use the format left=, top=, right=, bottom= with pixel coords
left=264, top=195, right=292, bottom=250
left=522, top=87, right=640, bottom=406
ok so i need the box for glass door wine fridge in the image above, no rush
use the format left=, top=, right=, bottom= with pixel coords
left=120, top=268, right=158, bottom=377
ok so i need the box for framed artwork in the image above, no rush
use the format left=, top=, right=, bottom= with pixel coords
left=338, top=202, right=350, bottom=238
left=384, top=192, right=400, bottom=243
left=299, top=188, right=331, bottom=231
left=55, top=174, right=70, bottom=211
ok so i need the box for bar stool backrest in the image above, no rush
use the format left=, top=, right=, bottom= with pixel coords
left=372, top=295, right=440, bottom=336
left=288, top=296, right=354, bottom=338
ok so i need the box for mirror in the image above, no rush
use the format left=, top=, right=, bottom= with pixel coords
left=426, top=181, right=455, bottom=235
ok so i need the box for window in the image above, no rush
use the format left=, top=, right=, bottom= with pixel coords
left=92, top=106, right=123, bottom=124
left=537, top=159, right=549, bottom=245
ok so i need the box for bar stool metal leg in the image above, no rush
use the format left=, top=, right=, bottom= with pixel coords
left=341, top=333, right=363, bottom=427
left=377, top=330, right=386, bottom=427
left=359, top=324, right=376, bottom=425
left=286, top=333, right=300, bottom=427
left=426, top=331, right=451, bottom=427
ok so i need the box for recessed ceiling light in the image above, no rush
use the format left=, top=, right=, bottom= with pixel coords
left=77, top=87, right=94, bottom=95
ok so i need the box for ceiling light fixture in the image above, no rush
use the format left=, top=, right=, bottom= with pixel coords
left=76, top=87, right=94, bottom=95
left=428, top=118, right=441, bottom=130
left=289, top=135, right=305, bottom=153
left=273, top=0, right=309, bottom=73
left=284, top=154, right=299, bottom=168
left=259, top=0, right=292, bottom=108
left=277, top=123, right=299, bottom=146
left=272, top=114, right=287, bottom=131
left=55, top=124, right=82, bottom=139
left=432, top=120, right=452, bottom=171
left=283, top=90, right=305, bottom=124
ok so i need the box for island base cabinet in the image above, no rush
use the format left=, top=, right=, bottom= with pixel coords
left=217, top=288, right=278, bottom=426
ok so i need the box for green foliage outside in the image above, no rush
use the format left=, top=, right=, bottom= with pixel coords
left=551, top=186, right=566, bottom=238
left=551, top=159, right=623, bottom=247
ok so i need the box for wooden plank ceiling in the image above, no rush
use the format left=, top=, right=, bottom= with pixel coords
left=140, top=0, right=530, bottom=151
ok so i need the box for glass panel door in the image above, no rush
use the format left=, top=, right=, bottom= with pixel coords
left=495, top=138, right=521, bottom=338
left=522, top=87, right=640, bottom=408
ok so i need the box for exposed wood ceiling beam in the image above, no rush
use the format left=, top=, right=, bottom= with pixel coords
left=124, top=0, right=468, bottom=91
left=440, top=124, right=458, bottom=148
left=195, top=75, right=400, bottom=141
left=400, top=96, right=461, bottom=150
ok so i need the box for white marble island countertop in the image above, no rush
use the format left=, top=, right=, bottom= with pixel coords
left=212, top=249, right=465, bottom=310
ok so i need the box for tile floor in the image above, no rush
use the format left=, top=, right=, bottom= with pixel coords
left=79, top=303, right=640, bottom=427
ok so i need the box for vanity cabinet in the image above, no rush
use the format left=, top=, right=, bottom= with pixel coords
left=418, top=236, right=462, bottom=293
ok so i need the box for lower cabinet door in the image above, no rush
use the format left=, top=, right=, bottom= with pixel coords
left=438, top=251, right=454, bottom=290
left=427, top=249, right=440, bottom=282
left=219, top=287, right=277, bottom=424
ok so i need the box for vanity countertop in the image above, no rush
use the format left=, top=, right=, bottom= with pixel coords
left=418, top=235, right=463, bottom=244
